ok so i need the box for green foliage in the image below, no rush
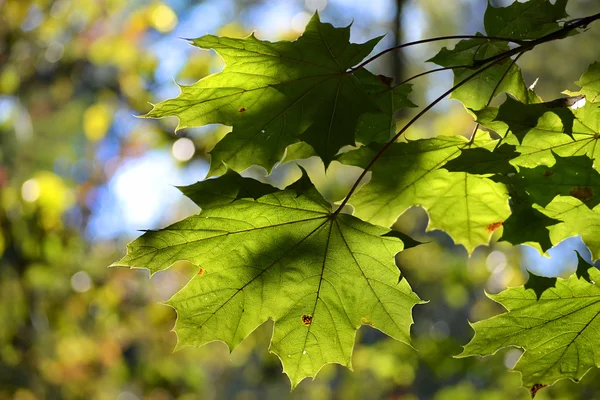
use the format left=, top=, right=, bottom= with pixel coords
left=459, top=257, right=600, bottom=389
left=427, top=37, right=528, bottom=110
left=113, top=186, right=423, bottom=387
left=572, top=62, right=600, bottom=102
left=515, top=154, right=600, bottom=208
left=114, top=0, right=600, bottom=395
left=146, top=13, right=414, bottom=176
left=338, top=136, right=511, bottom=253
left=484, top=0, right=568, bottom=40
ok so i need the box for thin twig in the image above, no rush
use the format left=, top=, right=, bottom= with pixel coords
left=394, top=65, right=472, bottom=87
left=333, top=12, right=600, bottom=214
left=471, top=12, right=600, bottom=68
left=333, top=58, right=506, bottom=215
left=348, top=35, right=528, bottom=73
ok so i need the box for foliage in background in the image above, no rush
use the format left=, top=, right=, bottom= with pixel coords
left=3, top=0, right=600, bottom=399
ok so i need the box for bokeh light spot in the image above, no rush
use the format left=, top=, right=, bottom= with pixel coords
left=149, top=4, right=178, bottom=33
left=305, top=0, right=327, bottom=11
left=172, top=137, right=195, bottom=161
left=83, top=103, right=113, bottom=142
left=21, top=179, right=40, bottom=202
left=71, top=271, right=92, bottom=293
left=44, top=42, right=64, bottom=63
left=486, top=250, right=507, bottom=273
left=504, top=348, right=523, bottom=369
left=291, top=12, right=311, bottom=33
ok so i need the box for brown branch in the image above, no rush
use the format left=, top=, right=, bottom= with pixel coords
left=349, top=35, right=528, bottom=73
left=334, top=12, right=600, bottom=214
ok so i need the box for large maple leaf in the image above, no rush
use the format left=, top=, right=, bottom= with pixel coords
left=112, top=186, right=423, bottom=387
left=460, top=256, right=600, bottom=392
left=146, top=13, right=414, bottom=176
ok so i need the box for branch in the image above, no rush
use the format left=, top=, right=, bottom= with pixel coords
left=468, top=52, right=525, bottom=144
left=335, top=12, right=600, bottom=214
left=334, top=57, right=508, bottom=215
left=471, top=13, right=600, bottom=68
left=348, top=35, right=528, bottom=73
left=394, top=65, right=472, bottom=87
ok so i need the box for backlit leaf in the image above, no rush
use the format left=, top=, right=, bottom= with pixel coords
left=484, top=0, right=568, bottom=40
left=145, top=13, right=414, bottom=176
left=427, top=37, right=528, bottom=110
left=537, top=196, right=600, bottom=261
left=475, top=100, right=600, bottom=170
left=574, top=62, right=600, bottom=102
left=112, top=187, right=423, bottom=387
left=338, top=136, right=511, bottom=253
left=460, top=260, right=600, bottom=390
left=515, top=153, right=600, bottom=208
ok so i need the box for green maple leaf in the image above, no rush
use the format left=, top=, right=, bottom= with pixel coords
left=474, top=96, right=577, bottom=144
left=112, top=187, right=423, bottom=387
left=442, top=144, right=518, bottom=175
left=428, top=0, right=569, bottom=111
left=145, top=13, right=414, bottom=176
left=355, top=78, right=416, bottom=144
left=537, top=196, right=600, bottom=261
left=572, top=62, right=600, bottom=102
left=516, top=153, right=600, bottom=208
left=499, top=201, right=559, bottom=252
left=280, top=142, right=317, bottom=165
left=484, top=0, right=568, bottom=40
left=427, top=37, right=528, bottom=110
left=475, top=100, right=600, bottom=170
left=495, top=171, right=561, bottom=252
left=459, top=259, right=600, bottom=391
left=338, top=136, right=511, bottom=253
left=178, top=170, right=279, bottom=209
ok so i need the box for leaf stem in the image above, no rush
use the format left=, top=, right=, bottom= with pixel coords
left=348, top=35, right=528, bottom=73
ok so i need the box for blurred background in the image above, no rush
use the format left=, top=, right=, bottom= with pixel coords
left=2, top=0, right=600, bottom=399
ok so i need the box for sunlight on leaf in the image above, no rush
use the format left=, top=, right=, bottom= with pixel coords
left=460, top=259, right=600, bottom=390
left=113, top=187, right=423, bottom=387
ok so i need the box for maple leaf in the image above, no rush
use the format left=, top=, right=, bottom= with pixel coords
left=428, top=0, right=569, bottom=111
left=443, top=144, right=518, bottom=175
left=338, top=136, right=511, bottom=253
left=459, top=258, right=600, bottom=391
left=178, top=170, right=279, bottom=209
left=484, top=0, right=568, bottom=40
left=571, top=62, right=600, bottom=103
left=427, top=37, right=528, bottom=110
left=475, top=100, right=600, bottom=170
left=112, top=187, right=423, bottom=387
left=515, top=153, right=600, bottom=209
left=536, top=196, right=600, bottom=261
left=499, top=202, right=559, bottom=252
left=145, top=13, right=414, bottom=176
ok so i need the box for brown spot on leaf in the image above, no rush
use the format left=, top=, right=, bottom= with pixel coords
left=486, top=222, right=503, bottom=232
left=530, top=384, right=547, bottom=398
left=197, top=267, right=204, bottom=276
left=301, top=314, right=312, bottom=326
left=569, top=186, right=593, bottom=202
left=376, top=74, right=394, bottom=87
left=543, top=170, right=553, bottom=177
left=238, top=107, right=246, bottom=113
left=360, top=317, right=374, bottom=326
